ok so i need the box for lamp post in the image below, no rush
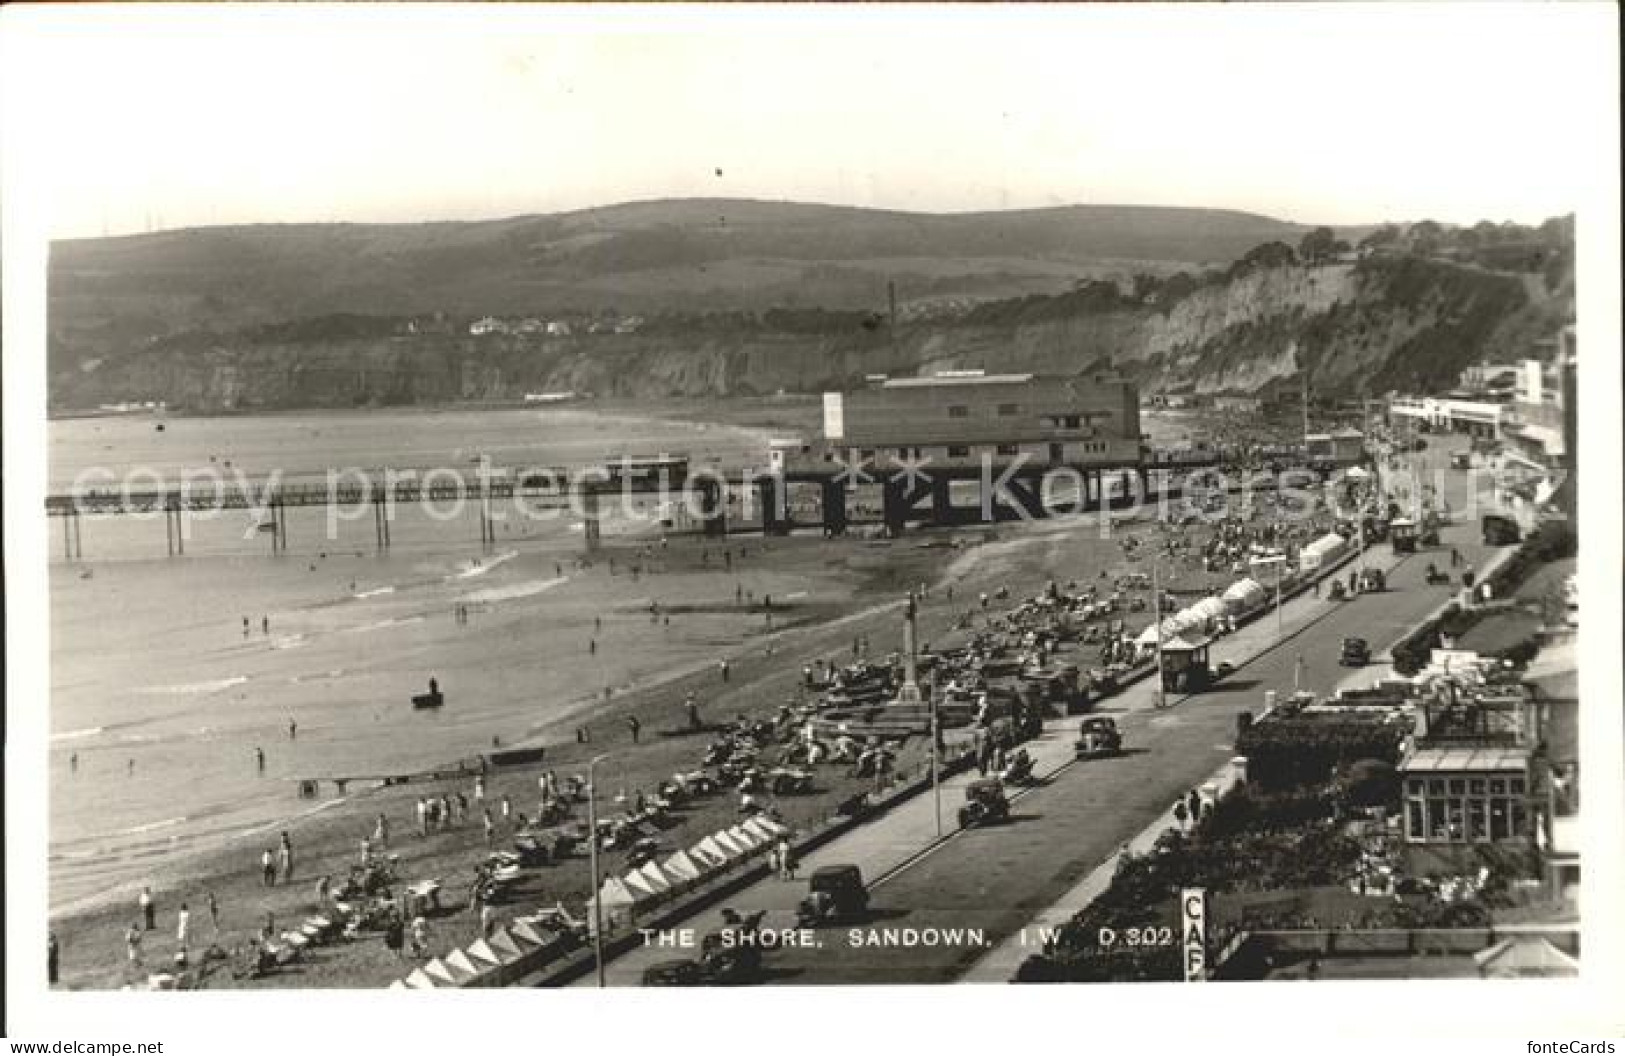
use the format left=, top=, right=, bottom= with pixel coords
left=585, top=752, right=609, bottom=988
left=1151, top=560, right=1167, bottom=709
left=928, top=671, right=942, bottom=837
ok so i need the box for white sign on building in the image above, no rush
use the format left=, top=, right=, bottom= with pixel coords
left=1182, top=887, right=1208, bottom=982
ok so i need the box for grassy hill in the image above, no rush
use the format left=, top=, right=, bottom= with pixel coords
left=49, top=199, right=1313, bottom=354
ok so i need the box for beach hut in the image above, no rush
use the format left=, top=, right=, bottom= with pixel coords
left=388, top=979, right=408, bottom=990
left=662, top=849, right=703, bottom=882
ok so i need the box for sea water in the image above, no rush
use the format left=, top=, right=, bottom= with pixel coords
left=44, top=406, right=771, bottom=911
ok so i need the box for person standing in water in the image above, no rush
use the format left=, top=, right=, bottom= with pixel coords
left=287, top=718, right=297, bottom=741
left=255, top=747, right=266, bottom=774
left=262, top=615, right=270, bottom=636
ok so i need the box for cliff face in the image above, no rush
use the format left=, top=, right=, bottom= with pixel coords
left=52, top=256, right=1557, bottom=413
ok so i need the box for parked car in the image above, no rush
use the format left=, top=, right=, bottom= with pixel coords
left=796, top=864, right=869, bottom=927
left=957, top=778, right=1011, bottom=829
left=1340, top=636, right=1371, bottom=666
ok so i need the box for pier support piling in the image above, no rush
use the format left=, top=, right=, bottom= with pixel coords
left=820, top=480, right=847, bottom=537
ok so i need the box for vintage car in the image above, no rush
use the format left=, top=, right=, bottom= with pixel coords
left=1340, top=636, right=1372, bottom=666
left=1074, top=716, right=1124, bottom=759
left=796, top=864, right=869, bottom=927
left=957, top=778, right=1011, bottom=829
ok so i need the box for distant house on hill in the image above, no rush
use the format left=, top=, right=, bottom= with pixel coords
left=1212, top=394, right=1263, bottom=413
left=545, top=320, right=573, bottom=337
left=469, top=316, right=508, bottom=336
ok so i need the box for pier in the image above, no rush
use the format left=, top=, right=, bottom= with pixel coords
left=42, top=449, right=1324, bottom=560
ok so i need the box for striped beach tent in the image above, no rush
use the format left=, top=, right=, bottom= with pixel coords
left=465, top=938, right=504, bottom=970
left=726, top=824, right=766, bottom=852
left=420, top=959, right=460, bottom=986
left=486, top=928, right=525, bottom=962
left=743, top=816, right=786, bottom=841
left=692, top=835, right=732, bottom=865
left=711, top=829, right=748, bottom=857
left=387, top=979, right=408, bottom=990
left=622, top=870, right=659, bottom=900
left=443, top=948, right=482, bottom=982
left=636, top=861, right=673, bottom=893
left=402, top=968, right=440, bottom=989
left=506, top=920, right=547, bottom=949
left=662, top=849, right=702, bottom=881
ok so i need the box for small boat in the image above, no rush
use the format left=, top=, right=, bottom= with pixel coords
left=413, top=679, right=444, bottom=710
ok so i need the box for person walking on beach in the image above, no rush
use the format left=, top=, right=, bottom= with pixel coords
left=139, top=886, right=155, bottom=930
left=384, top=913, right=405, bottom=960
left=359, top=835, right=373, bottom=868
left=207, top=891, right=220, bottom=937
left=1186, top=789, right=1202, bottom=826
left=474, top=775, right=486, bottom=804
left=261, top=848, right=277, bottom=887
left=589, top=638, right=597, bottom=655
left=287, top=718, right=297, bottom=741
left=685, top=692, right=702, bottom=731
left=778, top=837, right=797, bottom=880
left=315, top=874, right=331, bottom=908
left=262, top=615, right=270, bottom=636
left=279, top=831, right=295, bottom=883
left=374, top=813, right=389, bottom=849
left=500, top=795, right=512, bottom=825
left=125, top=923, right=143, bottom=970
left=176, top=902, right=191, bottom=949
left=415, top=798, right=428, bottom=838
left=482, top=809, right=495, bottom=847
left=255, top=747, right=265, bottom=774
left=455, top=792, right=469, bottom=824
left=626, top=715, right=642, bottom=744
left=719, top=659, right=730, bottom=683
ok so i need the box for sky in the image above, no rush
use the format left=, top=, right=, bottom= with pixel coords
left=2, top=2, right=1618, bottom=239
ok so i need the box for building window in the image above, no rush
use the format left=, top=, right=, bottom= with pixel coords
left=996, top=443, right=1020, bottom=456
left=947, top=445, right=970, bottom=458
left=1064, top=415, right=1081, bottom=429
left=897, top=447, right=909, bottom=459
left=948, top=405, right=969, bottom=419
left=997, top=403, right=1019, bottom=416
left=859, top=449, right=876, bottom=462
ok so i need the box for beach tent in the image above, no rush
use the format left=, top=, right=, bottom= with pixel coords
left=692, top=835, right=732, bottom=866
left=636, top=860, right=674, bottom=893
left=1345, top=466, right=1371, bottom=481
left=1298, top=532, right=1347, bottom=573
left=1191, top=597, right=1228, bottom=622
left=621, top=870, right=660, bottom=901
left=422, top=958, right=462, bottom=986
left=662, top=849, right=703, bottom=882
left=465, top=938, right=506, bottom=970
left=711, top=829, right=749, bottom=857
left=693, top=834, right=734, bottom=864
left=588, top=875, right=640, bottom=924
left=1136, top=618, right=1182, bottom=647
left=743, top=816, right=786, bottom=841
left=402, top=968, right=440, bottom=989
left=726, top=824, right=767, bottom=852
left=388, top=980, right=408, bottom=990
left=1222, top=578, right=1267, bottom=612
left=506, top=920, right=547, bottom=949
left=443, top=949, right=483, bottom=983
left=486, top=929, right=526, bottom=962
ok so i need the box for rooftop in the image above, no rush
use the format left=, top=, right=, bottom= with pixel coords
left=1401, top=746, right=1530, bottom=773
left=878, top=373, right=1035, bottom=388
